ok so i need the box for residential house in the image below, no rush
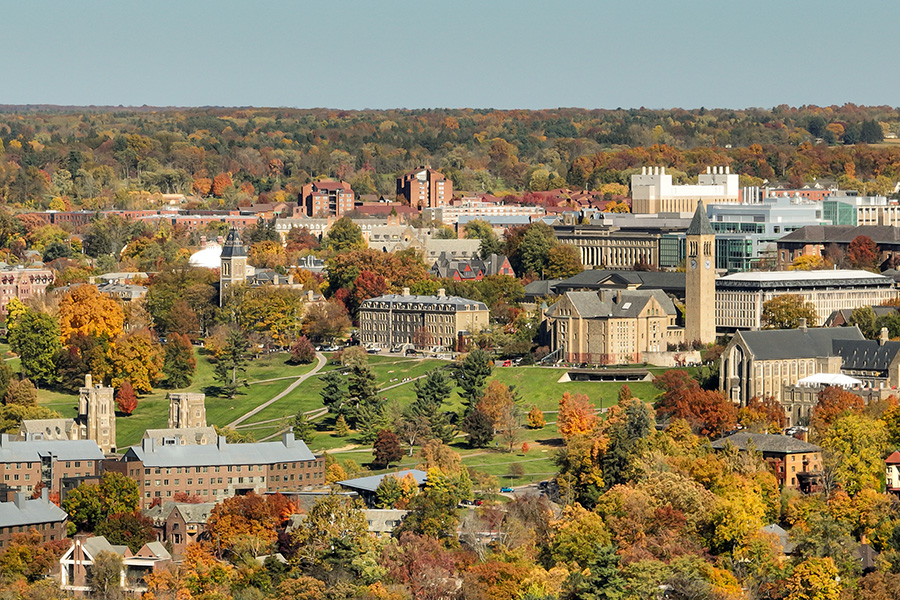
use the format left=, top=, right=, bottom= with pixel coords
left=60, top=536, right=171, bottom=596
left=711, top=432, right=823, bottom=491
left=887, top=451, right=900, bottom=495
left=429, top=253, right=515, bottom=281
left=0, top=266, right=53, bottom=315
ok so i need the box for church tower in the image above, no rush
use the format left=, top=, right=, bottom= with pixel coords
left=167, top=393, right=208, bottom=429
left=78, top=374, right=117, bottom=454
left=220, top=228, right=247, bottom=306
left=685, top=201, right=716, bottom=345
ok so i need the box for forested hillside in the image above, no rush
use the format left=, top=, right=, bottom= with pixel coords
left=1, top=104, right=899, bottom=210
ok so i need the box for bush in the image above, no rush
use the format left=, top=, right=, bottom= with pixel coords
left=289, top=336, right=317, bottom=364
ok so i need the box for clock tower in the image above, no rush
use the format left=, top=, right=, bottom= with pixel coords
left=685, top=201, right=716, bottom=345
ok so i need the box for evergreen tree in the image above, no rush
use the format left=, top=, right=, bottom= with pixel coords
left=292, top=412, right=316, bottom=444
left=454, top=348, right=493, bottom=415
left=409, top=369, right=456, bottom=442
left=461, top=409, right=494, bottom=448
left=320, top=370, right=348, bottom=415
left=347, top=364, right=381, bottom=428
left=214, top=329, right=249, bottom=398
left=601, top=399, right=652, bottom=490
left=334, top=415, right=350, bottom=437
left=562, top=544, right=625, bottom=600
left=162, top=333, right=196, bottom=389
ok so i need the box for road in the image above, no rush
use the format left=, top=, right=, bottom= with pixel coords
left=226, top=352, right=326, bottom=428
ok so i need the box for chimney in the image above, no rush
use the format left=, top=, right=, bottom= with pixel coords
left=0, top=433, right=9, bottom=447
left=881, top=327, right=889, bottom=346
left=288, top=274, right=295, bottom=286
left=282, top=432, right=295, bottom=447
left=307, top=290, right=314, bottom=302
left=88, top=276, right=96, bottom=285
left=437, top=288, right=446, bottom=298
left=799, top=318, right=807, bottom=331
left=14, top=492, right=25, bottom=509
left=85, top=374, right=92, bottom=389
left=142, top=437, right=154, bottom=452
left=42, top=487, right=49, bottom=503
left=217, top=436, right=227, bottom=449
left=402, top=287, right=410, bottom=296
left=274, top=274, right=280, bottom=285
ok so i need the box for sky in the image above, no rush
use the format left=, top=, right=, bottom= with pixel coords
left=1, top=0, right=898, bottom=111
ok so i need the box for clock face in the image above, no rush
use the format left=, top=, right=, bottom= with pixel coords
left=705, top=259, right=712, bottom=270
left=690, top=259, right=697, bottom=270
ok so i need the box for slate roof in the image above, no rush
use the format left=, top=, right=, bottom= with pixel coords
left=18, top=418, right=77, bottom=441
left=0, top=436, right=105, bottom=463
left=711, top=432, right=821, bottom=454
left=174, top=502, right=216, bottom=524
left=761, top=523, right=795, bottom=554
left=0, top=496, right=67, bottom=528
left=686, top=201, right=715, bottom=236
left=124, top=435, right=316, bottom=468
left=548, top=289, right=677, bottom=320
left=833, top=339, right=900, bottom=371
left=554, top=270, right=686, bottom=295
left=361, top=294, right=488, bottom=311
left=430, top=253, right=513, bottom=280
left=779, top=225, right=900, bottom=244
left=736, top=327, right=865, bottom=361
left=337, top=469, right=428, bottom=493
left=143, top=427, right=218, bottom=445
left=220, top=228, right=247, bottom=258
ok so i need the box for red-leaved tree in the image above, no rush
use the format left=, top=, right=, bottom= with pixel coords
left=116, top=381, right=138, bottom=416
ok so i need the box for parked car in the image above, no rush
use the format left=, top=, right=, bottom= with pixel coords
left=500, top=487, right=514, bottom=493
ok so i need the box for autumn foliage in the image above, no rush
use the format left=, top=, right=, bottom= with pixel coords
left=557, top=392, right=598, bottom=439
left=654, top=369, right=737, bottom=437
left=115, top=380, right=137, bottom=415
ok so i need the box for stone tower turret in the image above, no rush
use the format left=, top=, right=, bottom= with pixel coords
left=219, top=228, right=248, bottom=306
left=78, top=374, right=116, bottom=454
left=685, top=201, right=717, bottom=345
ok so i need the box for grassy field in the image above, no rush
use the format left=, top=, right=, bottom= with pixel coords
left=33, top=346, right=683, bottom=486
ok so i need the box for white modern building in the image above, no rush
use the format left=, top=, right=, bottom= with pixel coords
left=631, top=166, right=740, bottom=214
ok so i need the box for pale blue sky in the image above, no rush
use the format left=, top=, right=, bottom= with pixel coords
left=1, top=0, right=897, bottom=110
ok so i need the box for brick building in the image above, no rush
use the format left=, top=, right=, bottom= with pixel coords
left=118, top=433, right=324, bottom=509
left=397, top=167, right=452, bottom=209
left=0, top=435, right=104, bottom=497
left=0, top=266, right=53, bottom=314
left=0, top=490, right=67, bottom=548
left=712, top=432, right=823, bottom=490
left=299, top=180, right=355, bottom=217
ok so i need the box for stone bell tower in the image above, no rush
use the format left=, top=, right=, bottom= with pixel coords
left=685, top=201, right=716, bottom=345
left=219, top=228, right=247, bottom=306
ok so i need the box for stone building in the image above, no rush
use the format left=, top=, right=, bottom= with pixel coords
left=19, top=374, right=117, bottom=454
left=685, top=201, right=717, bottom=344
left=358, top=288, right=489, bottom=350
left=0, top=266, right=54, bottom=315
left=544, top=289, right=683, bottom=365
left=168, top=393, right=207, bottom=429
left=219, top=228, right=247, bottom=306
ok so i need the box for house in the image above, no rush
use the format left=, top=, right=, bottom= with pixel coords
left=825, top=306, right=900, bottom=327
left=886, top=451, right=900, bottom=495
left=0, top=266, right=54, bottom=315
left=337, top=469, right=428, bottom=507
left=422, top=238, right=482, bottom=266
left=0, top=490, right=67, bottom=548
left=711, top=432, right=823, bottom=490
left=164, top=502, right=216, bottom=557
left=60, top=535, right=171, bottom=595
left=544, top=289, right=683, bottom=365
left=429, top=253, right=515, bottom=281
left=760, top=523, right=795, bottom=555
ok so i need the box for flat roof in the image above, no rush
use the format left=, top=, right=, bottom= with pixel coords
left=719, top=269, right=889, bottom=283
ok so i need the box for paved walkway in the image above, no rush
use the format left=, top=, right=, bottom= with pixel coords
left=226, top=352, right=326, bottom=428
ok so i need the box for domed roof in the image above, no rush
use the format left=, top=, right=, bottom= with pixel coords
left=189, top=244, right=222, bottom=269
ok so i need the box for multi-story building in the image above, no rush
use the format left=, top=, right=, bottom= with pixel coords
left=397, top=166, right=452, bottom=209
left=0, top=435, right=105, bottom=497
left=430, top=253, right=515, bottom=281
left=119, top=433, right=324, bottom=509
left=822, top=196, right=900, bottom=227
left=711, top=432, right=823, bottom=490
left=358, top=288, right=489, bottom=350
left=631, top=166, right=740, bottom=214
left=423, top=200, right=544, bottom=225
left=0, top=266, right=54, bottom=315
left=299, top=180, right=355, bottom=217
left=715, top=324, right=900, bottom=408
left=0, top=490, right=68, bottom=548
left=544, top=289, right=683, bottom=364
left=715, top=269, right=898, bottom=330
left=143, top=501, right=216, bottom=558
left=167, top=393, right=207, bottom=429
left=776, top=225, right=900, bottom=269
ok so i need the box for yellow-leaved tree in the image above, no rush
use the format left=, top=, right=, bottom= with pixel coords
left=557, top=392, right=598, bottom=440
left=58, top=285, right=124, bottom=344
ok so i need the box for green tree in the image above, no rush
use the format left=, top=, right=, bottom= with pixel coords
left=291, top=495, right=375, bottom=580
left=0, top=361, right=12, bottom=402
left=785, top=557, right=841, bottom=600
left=820, top=414, right=888, bottom=495
left=89, top=551, right=124, bottom=600
left=334, top=414, right=350, bottom=437
left=461, top=408, right=494, bottom=448
left=95, top=511, right=156, bottom=553
left=320, top=370, right=348, bottom=415
left=8, top=309, right=60, bottom=386
left=761, top=294, right=818, bottom=329
left=546, top=244, right=584, bottom=279
left=562, top=544, right=625, bottom=600
left=346, top=364, right=382, bottom=436
left=0, top=405, right=62, bottom=434
left=214, top=329, right=249, bottom=398
left=463, top=219, right=503, bottom=258
left=4, top=378, right=38, bottom=407
left=322, top=216, right=365, bottom=253
left=601, top=399, right=652, bottom=490
left=454, top=348, right=493, bottom=415
left=848, top=306, right=879, bottom=339
left=517, top=223, right=555, bottom=276
left=409, top=369, right=456, bottom=442
left=162, top=332, right=196, bottom=389
left=213, top=425, right=256, bottom=443
left=292, top=412, right=315, bottom=444
left=62, top=473, right=139, bottom=532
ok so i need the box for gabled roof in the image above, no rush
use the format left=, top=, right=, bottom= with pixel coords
left=549, top=289, right=677, bottom=320
left=761, top=523, right=795, bottom=554
left=711, top=432, right=821, bottom=454
left=686, top=201, right=715, bottom=236
left=0, top=436, right=105, bottom=463
left=736, top=327, right=865, bottom=361
left=885, top=450, right=900, bottom=465
left=124, top=435, right=316, bottom=468
left=0, top=496, right=67, bottom=528
left=174, top=502, right=216, bottom=524
left=779, top=225, right=900, bottom=244
left=338, top=469, right=428, bottom=493
left=834, top=339, right=900, bottom=371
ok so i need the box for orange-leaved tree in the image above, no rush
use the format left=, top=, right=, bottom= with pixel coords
left=58, top=284, right=125, bottom=345
left=557, top=392, right=598, bottom=440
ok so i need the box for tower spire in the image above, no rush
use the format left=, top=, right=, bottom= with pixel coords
left=686, top=200, right=714, bottom=235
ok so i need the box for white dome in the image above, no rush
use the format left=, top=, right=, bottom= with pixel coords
left=189, top=244, right=222, bottom=269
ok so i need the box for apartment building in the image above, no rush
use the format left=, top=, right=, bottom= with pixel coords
left=118, top=433, right=324, bottom=509
left=0, top=435, right=104, bottom=496
left=299, top=180, right=355, bottom=217
left=711, top=432, right=822, bottom=490
left=0, top=266, right=54, bottom=314
left=397, top=166, right=452, bottom=209
left=0, top=490, right=68, bottom=548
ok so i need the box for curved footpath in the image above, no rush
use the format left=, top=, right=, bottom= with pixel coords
left=226, top=352, right=326, bottom=428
